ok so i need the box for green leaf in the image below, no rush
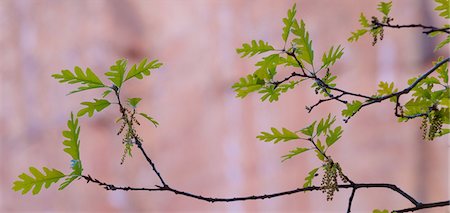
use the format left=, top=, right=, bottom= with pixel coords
left=303, top=167, right=319, bottom=188
left=435, top=35, right=450, bottom=51
left=102, top=90, right=112, bottom=98
left=254, top=54, right=285, bottom=80
left=281, top=147, right=309, bottom=162
left=316, top=114, right=336, bottom=137
left=292, top=20, right=314, bottom=65
left=259, top=85, right=280, bottom=102
left=232, top=74, right=265, bottom=98
left=257, top=127, right=300, bottom=143
left=321, top=45, right=344, bottom=69
left=342, top=100, right=362, bottom=117
left=52, top=67, right=107, bottom=94
left=236, top=40, right=275, bottom=58
left=124, top=58, right=162, bottom=82
left=359, top=13, right=370, bottom=27
left=282, top=4, right=297, bottom=42
left=59, top=113, right=83, bottom=189
left=77, top=99, right=111, bottom=117
left=300, top=121, right=316, bottom=137
left=348, top=29, right=368, bottom=42
left=315, top=139, right=326, bottom=161
left=377, top=1, right=392, bottom=16
left=62, top=113, right=81, bottom=161
left=377, top=81, right=396, bottom=95
left=12, top=167, right=66, bottom=195
left=373, top=209, right=389, bottom=213
left=435, top=57, right=448, bottom=83
left=434, top=0, right=449, bottom=19
left=326, top=126, right=343, bottom=147
left=138, top=113, right=159, bottom=127
left=128, top=98, right=142, bottom=108
left=105, top=59, right=127, bottom=88
left=377, top=81, right=398, bottom=102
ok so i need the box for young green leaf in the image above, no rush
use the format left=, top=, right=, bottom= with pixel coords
left=12, top=167, right=66, bottom=195
left=303, top=167, right=319, bottom=188
left=282, top=4, right=297, bottom=42
left=124, top=58, right=162, bottom=82
left=102, top=90, right=112, bottom=98
left=282, top=147, right=310, bottom=162
left=106, top=59, right=127, bottom=88
left=63, top=113, right=81, bottom=162
left=348, top=29, right=368, bottom=42
left=315, top=139, right=326, bottom=161
left=259, top=85, right=281, bottom=102
left=257, top=127, right=300, bottom=143
left=434, top=0, right=449, bottom=19
left=77, top=99, right=111, bottom=117
left=236, top=40, right=275, bottom=58
left=254, top=54, right=285, bottom=80
left=377, top=81, right=398, bottom=102
left=326, top=126, right=343, bottom=147
left=300, top=121, right=316, bottom=137
left=435, top=35, right=450, bottom=51
left=359, top=13, right=370, bottom=27
left=372, top=209, right=389, bottom=213
left=232, top=74, right=265, bottom=98
left=435, top=57, right=448, bottom=83
left=342, top=100, right=362, bottom=118
left=128, top=98, right=142, bottom=108
left=292, top=20, right=314, bottom=65
left=321, top=45, right=344, bottom=69
left=138, top=113, right=159, bottom=127
left=377, top=1, right=392, bottom=16
left=52, top=67, right=107, bottom=94
left=316, top=114, right=336, bottom=137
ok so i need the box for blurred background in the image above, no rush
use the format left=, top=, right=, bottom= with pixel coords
left=0, top=0, right=448, bottom=212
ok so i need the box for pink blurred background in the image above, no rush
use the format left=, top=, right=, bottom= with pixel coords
left=1, top=0, right=448, bottom=212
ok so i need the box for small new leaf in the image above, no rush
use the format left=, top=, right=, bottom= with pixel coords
left=232, top=74, right=265, bottom=98
left=282, top=147, right=309, bottom=162
left=316, top=114, right=336, bottom=137
left=300, top=121, right=316, bottom=137
left=236, top=40, right=275, bottom=58
left=102, top=90, right=112, bottom=98
left=326, top=126, right=343, bottom=147
left=77, top=99, right=111, bottom=117
left=435, top=35, right=450, bottom=51
left=434, top=0, right=449, bottom=19
left=373, top=210, right=389, bottom=213
left=52, top=67, right=106, bottom=94
left=124, top=58, right=162, bottom=82
left=348, top=29, right=368, bottom=42
left=359, top=13, right=370, bottom=28
left=282, top=4, right=297, bottom=42
left=342, top=100, right=362, bottom=118
left=292, top=20, right=314, bottom=65
left=138, top=113, right=159, bottom=127
left=254, top=54, right=285, bottom=80
left=303, top=167, right=319, bottom=188
left=377, top=1, right=392, bottom=16
left=12, top=167, right=65, bottom=195
left=435, top=57, right=448, bottom=83
left=128, top=98, right=142, bottom=108
left=321, top=45, right=344, bottom=69
left=62, top=113, right=82, bottom=162
left=106, top=59, right=127, bottom=88
left=257, top=127, right=300, bottom=143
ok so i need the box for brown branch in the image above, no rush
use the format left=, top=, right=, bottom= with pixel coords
left=393, top=200, right=450, bottom=213
left=372, top=22, right=450, bottom=35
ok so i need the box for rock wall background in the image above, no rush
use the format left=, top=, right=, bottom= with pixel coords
left=0, top=0, right=448, bottom=212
